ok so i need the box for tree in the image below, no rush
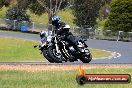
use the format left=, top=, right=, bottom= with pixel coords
left=10, top=0, right=72, bottom=30
left=104, top=0, right=132, bottom=32
left=6, top=6, right=30, bottom=22
left=0, top=0, right=11, bottom=8
left=72, top=0, right=103, bottom=28
left=34, top=0, right=72, bottom=30
left=99, top=3, right=110, bottom=20
left=96, top=0, right=111, bottom=30
left=6, top=0, right=31, bottom=22
left=36, top=0, right=63, bottom=26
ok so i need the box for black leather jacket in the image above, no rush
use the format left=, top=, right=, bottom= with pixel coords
left=52, top=21, right=76, bottom=46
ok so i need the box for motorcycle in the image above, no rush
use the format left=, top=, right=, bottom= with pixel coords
left=34, top=31, right=92, bottom=63
left=46, top=35, right=92, bottom=63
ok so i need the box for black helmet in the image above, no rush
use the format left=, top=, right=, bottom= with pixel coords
left=52, top=16, right=61, bottom=22
left=52, top=16, right=61, bottom=26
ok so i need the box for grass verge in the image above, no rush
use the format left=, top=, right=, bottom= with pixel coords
left=0, top=37, right=112, bottom=61
left=0, top=37, right=43, bottom=61
left=0, top=68, right=131, bottom=88
left=90, top=48, right=112, bottom=59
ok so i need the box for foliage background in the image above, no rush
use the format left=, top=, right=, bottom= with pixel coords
left=104, top=0, right=132, bottom=32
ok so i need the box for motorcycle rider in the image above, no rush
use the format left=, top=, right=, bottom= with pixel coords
left=34, top=30, right=48, bottom=49
left=51, top=16, right=77, bottom=47
left=52, top=16, right=65, bottom=34
left=39, top=30, right=48, bottom=47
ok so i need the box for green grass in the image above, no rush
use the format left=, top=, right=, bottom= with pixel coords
left=27, top=9, right=76, bottom=27
left=90, top=48, right=112, bottom=59
left=0, top=6, right=8, bottom=18
left=0, top=37, right=112, bottom=61
left=0, top=37, right=43, bottom=61
left=0, top=68, right=131, bottom=88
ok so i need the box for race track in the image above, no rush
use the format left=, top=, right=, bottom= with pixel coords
left=0, top=31, right=132, bottom=64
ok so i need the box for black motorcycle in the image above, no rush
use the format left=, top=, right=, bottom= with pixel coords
left=46, top=35, right=92, bottom=63
left=35, top=30, right=92, bottom=63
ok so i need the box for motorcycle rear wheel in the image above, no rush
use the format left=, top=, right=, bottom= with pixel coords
left=79, top=53, right=92, bottom=63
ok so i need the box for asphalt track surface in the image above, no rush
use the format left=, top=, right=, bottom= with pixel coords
left=0, top=31, right=132, bottom=64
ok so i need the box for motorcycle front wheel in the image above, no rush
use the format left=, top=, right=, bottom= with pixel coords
left=47, top=46, right=63, bottom=63
left=43, top=49, right=54, bottom=63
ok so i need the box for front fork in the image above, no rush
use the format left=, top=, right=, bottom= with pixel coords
left=54, top=37, right=61, bottom=54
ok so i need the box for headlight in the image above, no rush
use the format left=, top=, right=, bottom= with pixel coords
left=47, top=36, right=52, bottom=42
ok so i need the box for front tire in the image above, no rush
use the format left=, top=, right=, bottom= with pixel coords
left=43, top=49, right=54, bottom=63
left=47, top=46, right=63, bottom=63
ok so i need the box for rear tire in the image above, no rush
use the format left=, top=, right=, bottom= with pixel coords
left=80, top=53, right=92, bottom=63
left=47, top=46, right=63, bottom=63
left=43, top=49, right=54, bottom=63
